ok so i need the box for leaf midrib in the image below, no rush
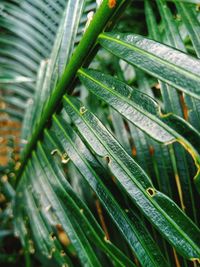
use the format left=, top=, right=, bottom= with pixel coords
left=53, top=115, right=164, bottom=267
left=99, top=33, right=200, bottom=84
left=64, top=96, right=199, bottom=256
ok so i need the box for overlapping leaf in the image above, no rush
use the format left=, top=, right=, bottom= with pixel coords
left=62, top=95, right=200, bottom=260
left=98, top=32, right=200, bottom=100
left=78, top=68, right=200, bottom=190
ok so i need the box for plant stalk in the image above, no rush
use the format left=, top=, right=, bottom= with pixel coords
left=16, top=0, right=130, bottom=185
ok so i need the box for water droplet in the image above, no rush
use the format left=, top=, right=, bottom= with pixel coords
left=80, top=209, right=84, bottom=214
left=62, top=264, right=69, bottom=267
left=116, top=35, right=120, bottom=39
left=80, top=106, right=87, bottom=115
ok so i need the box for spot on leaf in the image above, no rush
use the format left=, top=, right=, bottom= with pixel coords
left=146, top=187, right=156, bottom=197
left=104, top=155, right=111, bottom=164
left=80, top=106, right=88, bottom=115
left=108, top=0, right=116, bottom=9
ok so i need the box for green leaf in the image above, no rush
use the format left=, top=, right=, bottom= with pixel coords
left=175, top=1, right=200, bottom=57
left=78, top=68, right=200, bottom=191
left=50, top=115, right=168, bottom=267
left=0, top=76, right=34, bottom=84
left=62, top=95, right=200, bottom=260
left=98, top=32, right=200, bottom=100
left=37, top=137, right=135, bottom=267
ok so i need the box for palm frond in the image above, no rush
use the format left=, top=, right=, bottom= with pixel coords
left=1, top=1, right=200, bottom=267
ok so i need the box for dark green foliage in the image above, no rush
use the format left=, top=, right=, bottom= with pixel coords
left=0, top=1, right=200, bottom=266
